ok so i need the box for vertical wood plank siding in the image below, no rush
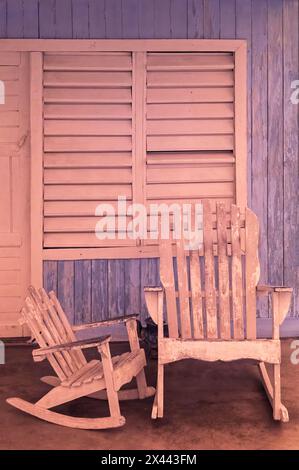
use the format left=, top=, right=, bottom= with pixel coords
left=44, top=258, right=160, bottom=324
left=1, top=0, right=298, bottom=321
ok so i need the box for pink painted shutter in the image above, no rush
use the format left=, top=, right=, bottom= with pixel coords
left=145, top=52, right=237, bottom=224
left=43, top=52, right=135, bottom=249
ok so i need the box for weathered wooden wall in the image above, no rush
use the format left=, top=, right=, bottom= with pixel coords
left=43, top=259, right=160, bottom=324
left=0, top=0, right=298, bottom=322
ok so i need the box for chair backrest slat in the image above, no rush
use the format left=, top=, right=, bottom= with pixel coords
left=176, top=237, right=192, bottom=339
left=231, top=205, right=244, bottom=339
left=189, top=249, right=204, bottom=338
left=245, top=207, right=260, bottom=339
left=159, top=235, right=179, bottom=338
left=216, top=203, right=231, bottom=339
left=203, top=200, right=218, bottom=339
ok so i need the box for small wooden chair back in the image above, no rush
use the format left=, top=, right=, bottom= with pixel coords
left=21, top=287, right=86, bottom=381
left=159, top=201, right=260, bottom=340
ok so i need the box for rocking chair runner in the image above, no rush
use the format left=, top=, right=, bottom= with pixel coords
left=7, top=286, right=155, bottom=429
left=145, top=201, right=292, bottom=422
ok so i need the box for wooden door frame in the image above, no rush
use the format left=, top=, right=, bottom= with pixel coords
left=30, top=52, right=43, bottom=288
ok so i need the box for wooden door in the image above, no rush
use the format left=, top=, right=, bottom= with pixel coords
left=0, top=52, right=30, bottom=337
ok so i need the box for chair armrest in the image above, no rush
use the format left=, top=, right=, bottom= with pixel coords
left=257, top=285, right=293, bottom=295
left=32, top=335, right=111, bottom=360
left=144, top=287, right=164, bottom=292
left=257, top=285, right=293, bottom=332
left=144, top=286, right=164, bottom=325
left=72, top=313, right=139, bottom=332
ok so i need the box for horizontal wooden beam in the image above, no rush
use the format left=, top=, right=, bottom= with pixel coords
left=43, top=246, right=159, bottom=260
left=0, top=39, right=246, bottom=53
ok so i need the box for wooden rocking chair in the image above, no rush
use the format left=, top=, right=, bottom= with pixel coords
left=7, top=286, right=155, bottom=429
left=145, top=201, right=292, bottom=422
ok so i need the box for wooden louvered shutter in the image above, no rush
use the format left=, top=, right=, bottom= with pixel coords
left=145, top=52, right=237, bottom=217
left=43, top=52, right=135, bottom=249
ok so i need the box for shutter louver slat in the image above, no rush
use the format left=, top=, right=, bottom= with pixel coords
left=44, top=104, right=132, bottom=119
left=147, top=166, right=234, bottom=184
left=44, top=88, right=132, bottom=103
left=44, top=200, right=131, bottom=217
left=44, top=168, right=132, bottom=184
left=44, top=185, right=132, bottom=201
left=44, top=71, right=132, bottom=87
left=147, top=119, right=234, bottom=135
left=147, top=71, right=234, bottom=87
left=147, top=135, right=234, bottom=152
left=43, top=53, right=132, bottom=71
left=147, top=102, right=234, bottom=119
left=44, top=136, right=132, bottom=152
left=147, top=53, right=234, bottom=71
left=44, top=153, right=132, bottom=168
left=147, top=87, right=233, bottom=103
left=146, top=183, right=234, bottom=200
left=44, top=120, right=132, bottom=136
left=44, top=234, right=135, bottom=248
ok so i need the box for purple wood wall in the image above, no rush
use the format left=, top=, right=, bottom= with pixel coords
left=0, top=0, right=298, bottom=322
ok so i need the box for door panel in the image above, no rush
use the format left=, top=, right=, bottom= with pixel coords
left=0, top=52, right=30, bottom=337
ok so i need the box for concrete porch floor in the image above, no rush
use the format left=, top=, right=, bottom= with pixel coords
left=0, top=339, right=299, bottom=450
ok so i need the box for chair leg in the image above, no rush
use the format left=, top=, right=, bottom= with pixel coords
left=135, top=370, right=149, bottom=400
left=258, top=362, right=289, bottom=422
left=126, top=319, right=150, bottom=399
left=99, top=342, right=122, bottom=419
left=152, top=363, right=164, bottom=419
left=273, top=363, right=283, bottom=420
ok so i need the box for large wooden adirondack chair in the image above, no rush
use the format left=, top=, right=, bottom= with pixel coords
left=145, top=201, right=292, bottom=422
left=7, top=287, right=155, bottom=429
